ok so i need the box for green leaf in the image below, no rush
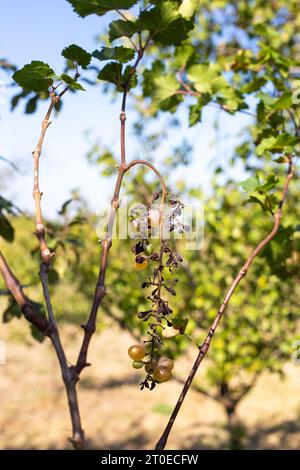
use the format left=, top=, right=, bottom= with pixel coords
left=3, top=298, right=21, bottom=323
left=142, top=60, right=164, bottom=97
left=48, top=269, right=60, bottom=285
left=240, top=174, right=279, bottom=205
left=189, top=101, right=202, bottom=126
left=59, top=73, right=85, bottom=91
left=256, top=136, right=276, bottom=156
left=25, top=95, right=38, bottom=114
left=256, top=174, right=278, bottom=192
left=241, top=77, right=267, bottom=94
left=10, top=91, right=30, bottom=111
left=256, top=91, right=277, bottom=107
left=93, top=46, right=135, bottom=63
left=140, top=2, right=179, bottom=30
left=152, top=74, right=180, bottom=106
left=273, top=92, right=293, bottom=111
left=215, top=86, right=243, bottom=113
left=66, top=0, right=138, bottom=17
left=0, top=196, right=18, bottom=215
left=61, top=44, right=92, bottom=69
left=274, top=156, right=290, bottom=164
left=173, top=44, right=195, bottom=69
left=187, top=63, right=220, bottom=93
left=30, top=324, right=45, bottom=343
left=98, top=62, right=137, bottom=91
left=240, top=176, right=260, bottom=192
left=0, top=213, right=14, bottom=242
left=269, top=133, right=300, bottom=152
left=13, top=61, right=55, bottom=92
left=98, top=62, right=123, bottom=89
left=247, top=193, right=265, bottom=211
left=122, top=65, right=138, bottom=90
left=179, top=0, right=197, bottom=18
left=140, top=2, right=193, bottom=45
left=248, top=192, right=278, bottom=213
left=257, top=133, right=299, bottom=155
left=108, top=19, right=138, bottom=41
left=173, top=317, right=189, bottom=334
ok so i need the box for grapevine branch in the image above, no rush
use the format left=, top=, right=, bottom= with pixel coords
left=31, top=84, right=86, bottom=447
left=155, top=157, right=295, bottom=450
left=74, top=33, right=167, bottom=376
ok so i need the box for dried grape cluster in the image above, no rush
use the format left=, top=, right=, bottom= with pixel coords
left=128, top=194, right=189, bottom=390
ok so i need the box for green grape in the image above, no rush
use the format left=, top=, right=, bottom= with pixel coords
left=132, top=361, right=144, bottom=369
left=128, top=344, right=145, bottom=361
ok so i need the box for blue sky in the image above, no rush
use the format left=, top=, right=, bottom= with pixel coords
left=0, top=0, right=251, bottom=218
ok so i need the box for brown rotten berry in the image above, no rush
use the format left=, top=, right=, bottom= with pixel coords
left=153, top=366, right=172, bottom=383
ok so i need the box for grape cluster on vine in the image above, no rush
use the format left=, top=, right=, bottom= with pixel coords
left=128, top=194, right=189, bottom=390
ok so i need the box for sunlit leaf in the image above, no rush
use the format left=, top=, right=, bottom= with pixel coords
left=61, top=44, right=92, bottom=69
left=13, top=61, right=55, bottom=92
left=66, top=0, right=138, bottom=17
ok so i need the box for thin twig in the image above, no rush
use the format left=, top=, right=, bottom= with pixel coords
left=178, top=68, right=197, bottom=96
left=155, top=158, right=295, bottom=450
left=31, top=83, right=85, bottom=447
left=116, top=8, right=130, bottom=22
left=32, top=94, right=57, bottom=264
left=124, top=159, right=168, bottom=194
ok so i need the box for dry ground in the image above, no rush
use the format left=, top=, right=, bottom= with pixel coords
left=1, top=320, right=300, bottom=450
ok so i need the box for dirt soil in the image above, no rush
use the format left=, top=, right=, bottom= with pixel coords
left=1, top=321, right=300, bottom=450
